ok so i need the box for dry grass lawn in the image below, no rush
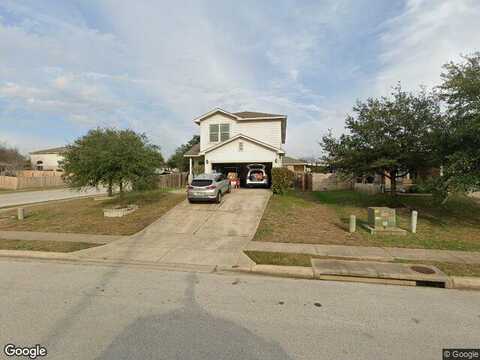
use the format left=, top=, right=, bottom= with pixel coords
left=254, top=190, right=480, bottom=252
left=0, top=190, right=185, bottom=235
left=0, top=239, right=99, bottom=252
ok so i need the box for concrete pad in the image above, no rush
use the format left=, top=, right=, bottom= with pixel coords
left=311, top=259, right=449, bottom=285
left=195, top=212, right=261, bottom=237
left=315, top=244, right=393, bottom=261
left=144, top=212, right=211, bottom=235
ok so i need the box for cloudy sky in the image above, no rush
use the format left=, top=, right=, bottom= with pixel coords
left=0, top=0, right=479, bottom=158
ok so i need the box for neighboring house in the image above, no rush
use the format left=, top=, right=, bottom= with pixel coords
left=184, top=108, right=287, bottom=180
left=282, top=156, right=308, bottom=173
left=29, top=147, right=67, bottom=171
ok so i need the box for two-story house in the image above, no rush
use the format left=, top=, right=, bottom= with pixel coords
left=184, top=108, right=287, bottom=182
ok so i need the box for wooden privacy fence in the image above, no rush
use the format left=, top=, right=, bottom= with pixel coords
left=0, top=175, right=65, bottom=190
left=158, top=172, right=188, bottom=189
left=294, top=173, right=353, bottom=192
left=354, top=183, right=383, bottom=194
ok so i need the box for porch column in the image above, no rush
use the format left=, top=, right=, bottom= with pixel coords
left=188, top=157, right=193, bottom=184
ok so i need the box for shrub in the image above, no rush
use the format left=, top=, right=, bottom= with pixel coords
left=271, top=168, right=295, bottom=194
left=132, top=175, right=159, bottom=192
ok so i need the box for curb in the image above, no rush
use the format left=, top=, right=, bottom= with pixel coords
left=228, top=264, right=480, bottom=290
left=448, top=276, right=480, bottom=290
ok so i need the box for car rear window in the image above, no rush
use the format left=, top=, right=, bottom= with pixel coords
left=191, top=179, right=213, bottom=187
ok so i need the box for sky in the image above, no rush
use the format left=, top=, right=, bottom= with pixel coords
left=0, top=0, right=479, bottom=159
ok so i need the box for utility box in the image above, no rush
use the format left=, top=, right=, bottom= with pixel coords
left=363, top=207, right=406, bottom=235
left=368, top=207, right=396, bottom=229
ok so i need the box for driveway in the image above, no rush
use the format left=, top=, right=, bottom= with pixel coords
left=0, top=188, right=106, bottom=208
left=76, top=188, right=271, bottom=268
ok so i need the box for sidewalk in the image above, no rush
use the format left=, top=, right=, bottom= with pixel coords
left=245, top=241, right=480, bottom=265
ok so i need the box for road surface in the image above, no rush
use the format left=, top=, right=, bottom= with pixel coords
left=0, top=188, right=106, bottom=208
left=0, top=259, right=478, bottom=360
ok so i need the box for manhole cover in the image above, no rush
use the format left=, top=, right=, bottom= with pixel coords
left=410, top=265, right=435, bottom=274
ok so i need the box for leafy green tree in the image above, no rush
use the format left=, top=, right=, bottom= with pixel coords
left=167, top=135, right=200, bottom=171
left=321, top=84, right=441, bottom=195
left=62, top=128, right=164, bottom=196
left=434, top=53, right=480, bottom=201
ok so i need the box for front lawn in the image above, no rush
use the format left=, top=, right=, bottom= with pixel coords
left=0, top=190, right=185, bottom=235
left=254, top=190, right=480, bottom=251
left=0, top=239, right=99, bottom=252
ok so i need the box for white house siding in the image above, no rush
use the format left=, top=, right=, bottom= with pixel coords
left=199, top=113, right=283, bottom=151
left=204, top=138, right=280, bottom=173
left=236, top=120, right=282, bottom=149
left=30, top=154, right=64, bottom=171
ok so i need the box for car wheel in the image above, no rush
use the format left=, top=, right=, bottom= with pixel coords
left=188, top=198, right=194, bottom=203
left=216, top=191, right=222, bottom=204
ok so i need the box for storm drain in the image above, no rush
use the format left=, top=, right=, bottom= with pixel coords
left=311, top=259, right=449, bottom=288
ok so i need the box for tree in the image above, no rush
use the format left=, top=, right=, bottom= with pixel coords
left=167, top=135, right=200, bottom=171
left=434, top=53, right=480, bottom=201
left=321, top=84, right=441, bottom=196
left=62, top=128, right=164, bottom=196
left=0, top=142, right=26, bottom=171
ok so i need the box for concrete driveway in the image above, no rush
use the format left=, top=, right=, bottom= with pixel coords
left=0, top=187, right=106, bottom=208
left=76, top=189, right=271, bottom=268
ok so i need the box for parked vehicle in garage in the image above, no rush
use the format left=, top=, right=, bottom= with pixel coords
left=246, top=164, right=269, bottom=187
left=187, top=173, right=230, bottom=203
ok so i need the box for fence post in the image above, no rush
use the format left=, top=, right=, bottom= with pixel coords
left=17, top=208, right=25, bottom=220
left=349, top=215, right=356, bottom=233
left=411, top=211, right=418, bottom=233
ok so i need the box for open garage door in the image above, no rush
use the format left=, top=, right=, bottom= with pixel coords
left=212, top=162, right=272, bottom=188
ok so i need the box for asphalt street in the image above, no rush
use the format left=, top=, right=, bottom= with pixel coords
left=0, top=259, right=479, bottom=360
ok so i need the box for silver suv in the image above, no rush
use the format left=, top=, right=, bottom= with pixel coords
left=246, top=164, right=269, bottom=187
left=187, top=173, right=231, bottom=203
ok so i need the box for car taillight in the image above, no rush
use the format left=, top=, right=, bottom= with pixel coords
left=206, top=184, right=216, bottom=190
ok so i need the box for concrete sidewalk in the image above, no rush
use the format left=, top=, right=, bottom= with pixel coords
left=0, top=230, right=124, bottom=244
left=245, top=241, right=480, bottom=265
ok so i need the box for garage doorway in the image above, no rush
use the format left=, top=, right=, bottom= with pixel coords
left=212, top=162, right=272, bottom=188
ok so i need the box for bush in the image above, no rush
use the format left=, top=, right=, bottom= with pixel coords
left=271, top=168, right=295, bottom=194
left=131, top=175, right=159, bottom=192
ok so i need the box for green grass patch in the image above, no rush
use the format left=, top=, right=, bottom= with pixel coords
left=0, top=239, right=100, bottom=252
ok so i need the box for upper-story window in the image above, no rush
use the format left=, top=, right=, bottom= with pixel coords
left=209, top=123, right=230, bottom=143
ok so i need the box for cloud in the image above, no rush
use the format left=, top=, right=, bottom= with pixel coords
left=375, top=0, right=480, bottom=94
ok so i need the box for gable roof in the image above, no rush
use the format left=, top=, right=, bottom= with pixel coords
left=30, top=146, right=67, bottom=155
left=282, top=156, right=307, bottom=165
left=184, top=143, right=201, bottom=157
left=233, top=111, right=286, bottom=119
left=200, top=134, right=285, bottom=155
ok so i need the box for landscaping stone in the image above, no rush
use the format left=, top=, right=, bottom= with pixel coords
left=103, top=204, right=139, bottom=218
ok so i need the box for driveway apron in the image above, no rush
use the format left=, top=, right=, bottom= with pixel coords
left=76, top=189, right=271, bottom=268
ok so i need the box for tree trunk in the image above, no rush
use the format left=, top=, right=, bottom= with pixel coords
left=119, top=180, right=123, bottom=194
left=390, top=171, right=397, bottom=197
left=108, top=179, right=113, bottom=197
